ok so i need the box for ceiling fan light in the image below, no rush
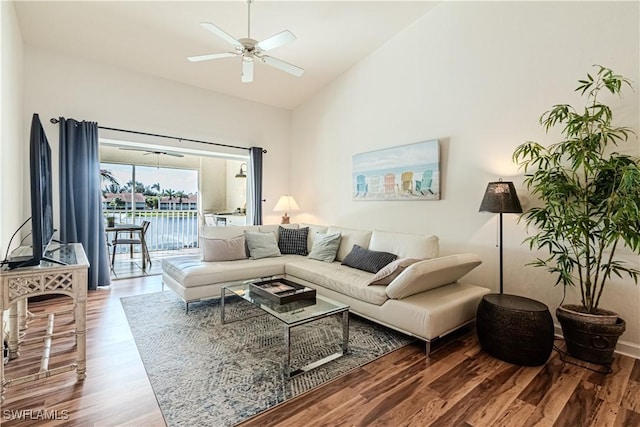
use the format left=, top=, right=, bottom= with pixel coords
left=242, top=56, right=254, bottom=83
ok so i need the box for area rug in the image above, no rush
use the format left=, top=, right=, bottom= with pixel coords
left=121, top=291, right=413, bottom=427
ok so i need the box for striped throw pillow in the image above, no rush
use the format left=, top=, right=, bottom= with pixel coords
left=278, top=226, right=309, bottom=256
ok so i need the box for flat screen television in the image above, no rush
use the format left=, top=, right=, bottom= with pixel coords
left=29, top=113, right=55, bottom=266
left=13, top=114, right=55, bottom=267
left=6, top=114, right=56, bottom=269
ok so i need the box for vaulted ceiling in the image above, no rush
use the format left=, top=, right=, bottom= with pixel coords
left=15, top=1, right=437, bottom=109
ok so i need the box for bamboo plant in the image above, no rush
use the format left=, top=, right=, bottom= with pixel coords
left=513, top=65, right=640, bottom=314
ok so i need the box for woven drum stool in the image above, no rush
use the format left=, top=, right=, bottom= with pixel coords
left=476, top=294, right=554, bottom=366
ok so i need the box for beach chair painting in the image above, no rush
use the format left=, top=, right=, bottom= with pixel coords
left=417, top=169, right=434, bottom=195
left=401, top=171, right=414, bottom=194
left=384, top=174, right=396, bottom=194
left=355, top=174, right=368, bottom=197
left=368, top=175, right=382, bottom=195
left=352, top=140, right=440, bottom=201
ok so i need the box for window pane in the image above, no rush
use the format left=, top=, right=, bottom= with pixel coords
left=101, top=162, right=200, bottom=252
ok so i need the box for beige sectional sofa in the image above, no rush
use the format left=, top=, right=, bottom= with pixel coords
left=161, top=223, right=490, bottom=355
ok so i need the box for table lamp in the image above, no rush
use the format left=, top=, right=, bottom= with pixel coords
left=273, top=195, right=299, bottom=224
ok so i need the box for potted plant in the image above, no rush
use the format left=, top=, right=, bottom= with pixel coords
left=513, top=65, right=640, bottom=365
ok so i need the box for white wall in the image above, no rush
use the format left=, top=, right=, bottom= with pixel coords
left=22, top=45, right=292, bottom=230
left=200, top=157, right=230, bottom=214
left=1, top=1, right=24, bottom=255
left=1, top=0, right=24, bottom=341
left=291, top=2, right=640, bottom=354
left=225, top=160, right=248, bottom=213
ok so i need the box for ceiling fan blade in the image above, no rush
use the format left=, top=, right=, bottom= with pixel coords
left=145, top=151, right=185, bottom=157
left=148, top=150, right=184, bottom=157
left=119, top=148, right=184, bottom=157
left=200, top=22, right=243, bottom=50
left=256, top=30, right=296, bottom=52
left=260, top=55, right=304, bottom=77
left=242, top=57, right=254, bottom=83
left=187, top=52, right=237, bottom=62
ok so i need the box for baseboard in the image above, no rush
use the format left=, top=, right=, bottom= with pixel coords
left=554, top=325, right=640, bottom=360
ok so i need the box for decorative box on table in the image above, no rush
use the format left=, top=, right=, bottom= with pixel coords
left=249, top=278, right=316, bottom=304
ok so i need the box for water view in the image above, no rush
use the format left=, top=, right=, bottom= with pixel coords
left=101, top=161, right=200, bottom=254
left=106, top=210, right=199, bottom=254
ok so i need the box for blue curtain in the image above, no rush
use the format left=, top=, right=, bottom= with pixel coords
left=58, top=118, right=111, bottom=289
left=249, top=147, right=263, bottom=225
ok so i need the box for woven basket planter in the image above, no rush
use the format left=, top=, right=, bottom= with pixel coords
left=557, top=305, right=626, bottom=366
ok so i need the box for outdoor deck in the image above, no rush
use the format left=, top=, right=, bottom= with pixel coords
left=104, top=208, right=200, bottom=280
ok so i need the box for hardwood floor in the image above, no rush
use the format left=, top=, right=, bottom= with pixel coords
left=2, top=275, right=639, bottom=426
left=2, top=276, right=166, bottom=427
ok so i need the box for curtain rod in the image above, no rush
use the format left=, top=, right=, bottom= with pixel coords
left=49, top=118, right=266, bottom=153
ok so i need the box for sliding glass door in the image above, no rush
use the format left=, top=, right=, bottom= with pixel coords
left=101, top=162, right=199, bottom=254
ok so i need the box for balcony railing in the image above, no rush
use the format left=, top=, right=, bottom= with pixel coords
left=104, top=209, right=199, bottom=254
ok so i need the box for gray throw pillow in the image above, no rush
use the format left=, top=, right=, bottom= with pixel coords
left=308, top=232, right=341, bottom=262
left=244, top=231, right=282, bottom=259
left=201, top=235, right=248, bottom=262
left=342, top=244, right=397, bottom=273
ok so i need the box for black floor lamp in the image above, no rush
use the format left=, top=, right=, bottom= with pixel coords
left=479, top=179, right=523, bottom=294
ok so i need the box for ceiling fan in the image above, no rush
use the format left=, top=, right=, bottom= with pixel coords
left=119, top=148, right=184, bottom=158
left=187, top=0, right=304, bottom=83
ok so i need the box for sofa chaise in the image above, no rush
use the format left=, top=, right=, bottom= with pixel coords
left=161, top=224, right=490, bottom=355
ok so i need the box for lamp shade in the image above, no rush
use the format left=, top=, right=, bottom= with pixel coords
left=479, top=181, right=523, bottom=213
left=273, top=195, right=300, bottom=213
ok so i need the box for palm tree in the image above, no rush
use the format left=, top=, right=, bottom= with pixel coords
left=148, top=182, right=161, bottom=195
left=162, top=189, right=176, bottom=200
left=100, top=169, right=119, bottom=186
left=100, top=169, right=120, bottom=196
left=175, top=191, right=189, bottom=210
left=123, top=180, right=146, bottom=194
left=103, top=183, right=120, bottom=195
left=175, top=191, right=187, bottom=204
left=162, top=189, right=177, bottom=210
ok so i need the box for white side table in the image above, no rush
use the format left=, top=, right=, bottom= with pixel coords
left=0, top=243, right=89, bottom=409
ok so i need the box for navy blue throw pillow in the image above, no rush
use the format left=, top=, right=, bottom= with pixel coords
left=341, top=244, right=397, bottom=273
left=278, top=226, right=309, bottom=256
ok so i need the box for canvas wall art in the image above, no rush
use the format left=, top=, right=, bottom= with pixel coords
left=352, top=140, right=440, bottom=201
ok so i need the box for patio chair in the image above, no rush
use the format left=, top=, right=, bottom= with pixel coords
left=111, top=220, right=151, bottom=270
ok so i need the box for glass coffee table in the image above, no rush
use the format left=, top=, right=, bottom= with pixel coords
left=221, top=278, right=349, bottom=378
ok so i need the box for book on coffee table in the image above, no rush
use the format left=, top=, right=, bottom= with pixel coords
left=249, top=278, right=316, bottom=304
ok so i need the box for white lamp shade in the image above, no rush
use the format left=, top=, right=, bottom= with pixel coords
left=273, top=195, right=300, bottom=212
